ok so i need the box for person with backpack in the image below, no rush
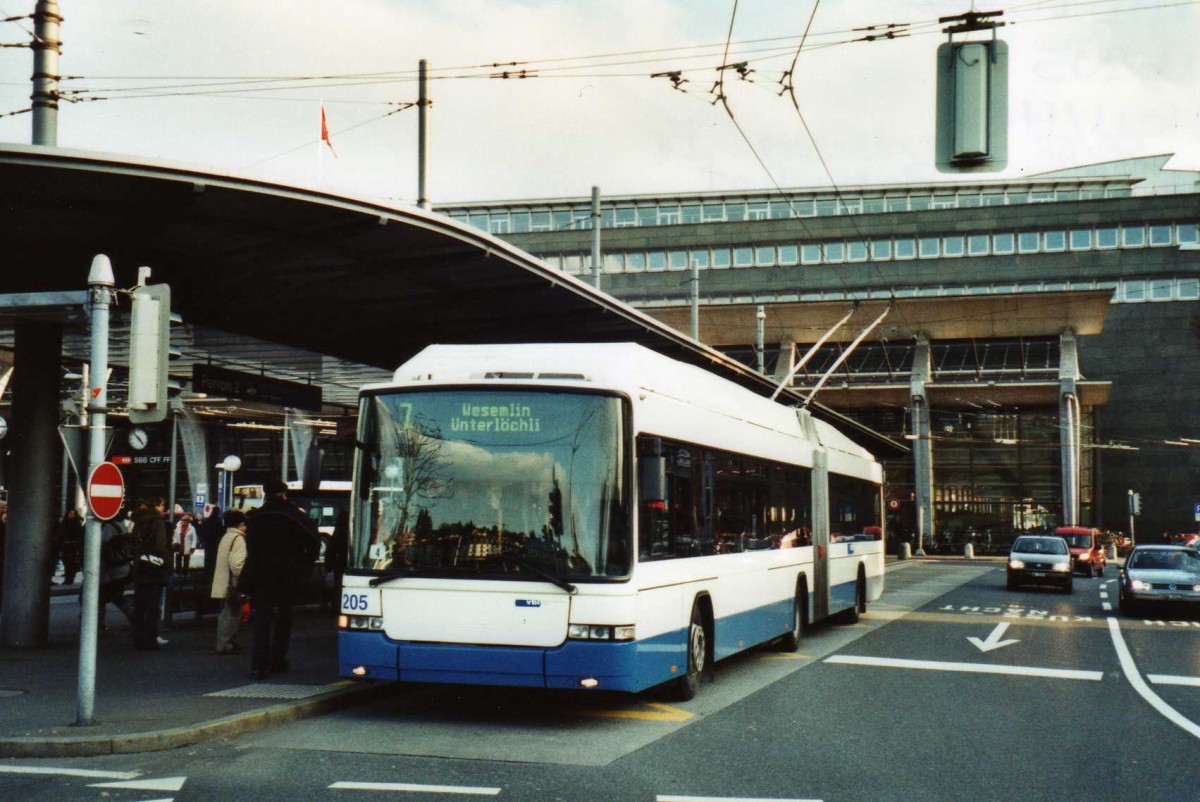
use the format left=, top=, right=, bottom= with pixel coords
left=210, top=509, right=248, bottom=655
left=130, top=497, right=171, bottom=650
left=99, top=514, right=134, bottom=630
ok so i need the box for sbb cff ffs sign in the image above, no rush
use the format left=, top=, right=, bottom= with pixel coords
left=87, top=462, right=125, bottom=521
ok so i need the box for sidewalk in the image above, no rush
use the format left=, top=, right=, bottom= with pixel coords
left=0, top=587, right=383, bottom=758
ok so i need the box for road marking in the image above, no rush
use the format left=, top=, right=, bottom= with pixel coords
left=761, top=653, right=812, bottom=660
left=0, top=766, right=140, bottom=780
left=826, top=655, right=1103, bottom=681
left=967, top=622, right=1020, bottom=653
left=658, top=796, right=822, bottom=802
left=89, top=776, right=186, bottom=791
left=1148, top=674, right=1200, bottom=687
left=580, top=701, right=692, bottom=721
left=1102, top=602, right=1112, bottom=611
left=329, top=781, right=500, bottom=795
left=1099, top=591, right=1109, bottom=599
left=1106, top=617, right=1200, bottom=740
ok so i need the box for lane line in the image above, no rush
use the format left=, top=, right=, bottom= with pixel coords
left=1147, top=674, right=1200, bottom=688
left=0, top=766, right=140, bottom=780
left=826, top=655, right=1103, bottom=681
left=1102, top=602, right=1112, bottom=611
left=1106, top=617, right=1200, bottom=740
left=329, top=781, right=500, bottom=795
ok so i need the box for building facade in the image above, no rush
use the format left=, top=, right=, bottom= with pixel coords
left=440, top=155, right=1200, bottom=548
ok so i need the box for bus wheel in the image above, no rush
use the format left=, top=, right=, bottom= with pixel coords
left=672, top=604, right=706, bottom=701
left=778, top=589, right=804, bottom=652
left=841, top=573, right=865, bottom=624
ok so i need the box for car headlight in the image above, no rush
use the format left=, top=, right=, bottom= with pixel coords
left=1130, top=579, right=1151, bottom=590
left=1078, top=550, right=1090, bottom=559
left=1193, top=585, right=1200, bottom=592
left=1009, top=559, right=1025, bottom=569
left=1052, top=562, right=1070, bottom=572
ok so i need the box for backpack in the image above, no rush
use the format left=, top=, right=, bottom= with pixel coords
left=103, top=526, right=135, bottom=568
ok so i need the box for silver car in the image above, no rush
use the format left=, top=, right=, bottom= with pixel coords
left=1118, top=545, right=1200, bottom=615
left=1007, top=535, right=1073, bottom=592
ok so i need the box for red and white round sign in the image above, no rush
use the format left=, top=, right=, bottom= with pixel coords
left=87, top=461, right=125, bottom=521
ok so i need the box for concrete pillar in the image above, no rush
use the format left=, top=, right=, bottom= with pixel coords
left=1059, top=328, right=1081, bottom=527
left=1, top=321, right=62, bottom=647
left=911, top=333, right=934, bottom=556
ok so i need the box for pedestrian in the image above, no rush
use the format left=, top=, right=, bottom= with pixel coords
left=56, top=508, right=84, bottom=585
left=99, top=514, right=134, bottom=630
left=130, top=497, right=171, bottom=650
left=172, top=513, right=197, bottom=573
left=210, top=508, right=248, bottom=655
left=242, top=479, right=319, bottom=679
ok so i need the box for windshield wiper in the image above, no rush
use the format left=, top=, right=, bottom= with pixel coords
left=493, top=553, right=577, bottom=595
left=368, top=567, right=417, bottom=587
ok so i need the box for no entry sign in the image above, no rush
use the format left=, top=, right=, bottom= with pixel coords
left=87, top=462, right=125, bottom=521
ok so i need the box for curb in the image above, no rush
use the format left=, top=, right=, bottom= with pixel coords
left=0, top=680, right=393, bottom=759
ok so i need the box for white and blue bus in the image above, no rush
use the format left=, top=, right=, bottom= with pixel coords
left=338, top=343, right=883, bottom=699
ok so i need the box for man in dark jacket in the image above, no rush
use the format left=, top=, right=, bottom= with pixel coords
left=243, top=479, right=320, bottom=679
left=130, top=497, right=171, bottom=650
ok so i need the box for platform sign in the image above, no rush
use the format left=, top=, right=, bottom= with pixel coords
left=87, top=462, right=125, bottom=521
left=1194, top=502, right=1200, bottom=523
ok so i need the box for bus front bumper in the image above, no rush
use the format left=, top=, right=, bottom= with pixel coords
left=338, top=630, right=652, bottom=692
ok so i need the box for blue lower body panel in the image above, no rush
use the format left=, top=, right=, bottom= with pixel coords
left=340, top=629, right=680, bottom=693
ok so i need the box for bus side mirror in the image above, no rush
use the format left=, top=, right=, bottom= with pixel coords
left=637, top=435, right=666, bottom=504
left=302, top=439, right=325, bottom=496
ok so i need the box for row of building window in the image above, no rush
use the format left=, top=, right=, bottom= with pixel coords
left=631, top=277, right=1199, bottom=308
left=538, top=222, right=1199, bottom=274
left=442, top=184, right=1142, bottom=235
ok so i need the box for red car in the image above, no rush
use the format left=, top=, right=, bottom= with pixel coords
left=1054, top=526, right=1106, bottom=577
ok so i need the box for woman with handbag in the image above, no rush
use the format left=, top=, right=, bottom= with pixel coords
left=130, top=497, right=170, bottom=650
left=211, top=509, right=248, bottom=655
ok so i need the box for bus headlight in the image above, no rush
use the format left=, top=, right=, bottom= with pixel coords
left=343, top=616, right=384, bottom=631
left=569, top=624, right=635, bottom=641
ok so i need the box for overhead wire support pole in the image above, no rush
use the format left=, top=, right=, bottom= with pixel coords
left=590, top=186, right=601, bottom=290
left=31, top=0, right=61, bottom=146
left=417, top=59, right=430, bottom=210
left=770, top=303, right=857, bottom=401
left=800, top=302, right=892, bottom=410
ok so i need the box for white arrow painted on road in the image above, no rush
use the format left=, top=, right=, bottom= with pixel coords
left=967, top=622, right=1020, bottom=653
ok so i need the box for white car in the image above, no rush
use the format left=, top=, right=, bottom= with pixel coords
left=1007, top=535, right=1073, bottom=593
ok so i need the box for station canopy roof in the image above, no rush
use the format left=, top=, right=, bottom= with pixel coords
left=0, top=145, right=905, bottom=453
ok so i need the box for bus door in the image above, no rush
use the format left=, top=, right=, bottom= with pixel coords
left=811, top=449, right=830, bottom=622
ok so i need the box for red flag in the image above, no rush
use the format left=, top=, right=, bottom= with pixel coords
left=320, top=103, right=338, bottom=158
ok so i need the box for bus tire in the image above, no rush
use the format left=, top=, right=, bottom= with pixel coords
left=840, top=571, right=866, bottom=624
left=778, top=586, right=805, bottom=652
left=672, top=603, right=707, bottom=701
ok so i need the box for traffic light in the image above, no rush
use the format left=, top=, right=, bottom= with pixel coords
left=127, top=282, right=172, bottom=423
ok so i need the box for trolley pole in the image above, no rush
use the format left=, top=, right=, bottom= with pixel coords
left=77, top=254, right=115, bottom=726
left=755, top=306, right=766, bottom=373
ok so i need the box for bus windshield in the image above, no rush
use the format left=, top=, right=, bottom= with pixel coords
left=350, top=389, right=629, bottom=579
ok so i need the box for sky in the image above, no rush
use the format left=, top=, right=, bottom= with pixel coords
left=0, top=0, right=1197, bottom=205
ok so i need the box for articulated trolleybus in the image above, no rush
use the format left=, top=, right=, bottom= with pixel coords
left=338, top=343, right=883, bottom=699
